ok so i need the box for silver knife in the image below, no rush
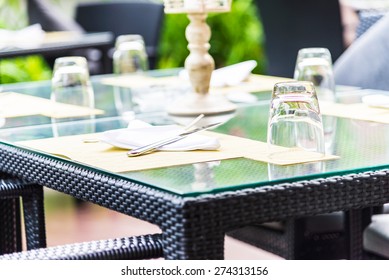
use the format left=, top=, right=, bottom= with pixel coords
left=127, top=122, right=221, bottom=157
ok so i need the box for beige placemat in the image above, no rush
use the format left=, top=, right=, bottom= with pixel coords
left=0, top=92, right=104, bottom=118
left=320, top=101, right=389, bottom=124
left=17, top=131, right=339, bottom=173
left=101, top=74, right=292, bottom=94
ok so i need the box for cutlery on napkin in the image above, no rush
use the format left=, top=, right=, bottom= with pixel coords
left=179, top=60, right=257, bottom=87
left=100, top=120, right=220, bottom=153
left=127, top=122, right=221, bottom=157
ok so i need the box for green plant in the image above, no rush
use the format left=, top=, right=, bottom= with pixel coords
left=0, top=56, right=52, bottom=83
left=0, top=0, right=26, bottom=29
left=0, top=0, right=52, bottom=83
left=157, top=0, right=266, bottom=74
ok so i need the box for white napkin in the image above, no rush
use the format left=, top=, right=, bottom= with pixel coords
left=0, top=24, right=45, bottom=49
left=100, top=120, right=220, bottom=151
left=179, top=60, right=257, bottom=87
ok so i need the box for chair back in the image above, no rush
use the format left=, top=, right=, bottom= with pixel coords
left=254, top=0, right=345, bottom=78
left=75, top=0, right=164, bottom=69
left=27, top=0, right=85, bottom=32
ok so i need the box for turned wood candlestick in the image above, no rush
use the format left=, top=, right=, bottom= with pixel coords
left=163, top=0, right=236, bottom=116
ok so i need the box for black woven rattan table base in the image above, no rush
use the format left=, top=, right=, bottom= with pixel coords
left=1, top=144, right=389, bottom=259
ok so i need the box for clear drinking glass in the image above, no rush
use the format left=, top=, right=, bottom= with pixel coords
left=51, top=56, right=94, bottom=108
left=267, top=81, right=325, bottom=161
left=294, top=48, right=335, bottom=102
left=112, top=35, right=149, bottom=117
left=294, top=47, right=337, bottom=153
left=112, top=34, right=149, bottom=74
left=51, top=56, right=95, bottom=137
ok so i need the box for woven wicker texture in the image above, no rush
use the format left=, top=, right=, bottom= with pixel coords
left=356, top=10, right=387, bottom=38
left=0, top=177, right=46, bottom=254
left=1, top=143, right=389, bottom=259
left=0, top=234, right=163, bottom=260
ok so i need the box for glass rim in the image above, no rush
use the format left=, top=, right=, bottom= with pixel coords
left=296, top=47, right=333, bottom=62
left=115, top=34, right=145, bottom=48
left=54, top=56, right=88, bottom=64
left=273, top=81, right=316, bottom=95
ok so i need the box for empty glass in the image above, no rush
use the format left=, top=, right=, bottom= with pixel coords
left=294, top=48, right=335, bottom=102
left=267, top=81, right=325, bottom=161
left=51, top=56, right=94, bottom=108
left=112, top=34, right=149, bottom=74
left=112, top=35, right=149, bottom=117
left=51, top=56, right=95, bottom=137
left=294, top=48, right=337, bottom=153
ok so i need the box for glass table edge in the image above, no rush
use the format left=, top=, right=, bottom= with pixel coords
left=2, top=140, right=389, bottom=198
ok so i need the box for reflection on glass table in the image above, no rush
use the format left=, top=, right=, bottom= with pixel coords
left=2, top=94, right=389, bottom=197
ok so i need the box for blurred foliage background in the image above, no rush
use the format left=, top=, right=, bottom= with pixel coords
left=0, top=0, right=52, bottom=83
left=0, top=0, right=266, bottom=83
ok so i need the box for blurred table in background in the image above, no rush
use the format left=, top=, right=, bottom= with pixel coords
left=0, top=31, right=114, bottom=80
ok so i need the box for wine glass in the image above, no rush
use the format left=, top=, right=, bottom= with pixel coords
left=267, top=81, right=325, bottom=162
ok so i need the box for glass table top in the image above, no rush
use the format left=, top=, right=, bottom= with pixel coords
left=1, top=71, right=389, bottom=197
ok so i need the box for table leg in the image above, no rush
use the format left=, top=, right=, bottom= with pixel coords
left=22, top=184, right=47, bottom=250
left=0, top=199, right=22, bottom=254
left=345, top=208, right=373, bottom=259
left=161, top=222, right=225, bottom=260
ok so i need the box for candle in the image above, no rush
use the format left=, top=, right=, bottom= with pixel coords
left=184, top=0, right=202, bottom=11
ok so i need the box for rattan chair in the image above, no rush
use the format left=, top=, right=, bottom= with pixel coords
left=0, top=176, right=46, bottom=254
left=334, top=13, right=389, bottom=91
left=356, top=9, right=388, bottom=39
left=254, top=0, right=345, bottom=78
left=75, top=0, right=164, bottom=71
left=228, top=212, right=347, bottom=259
left=0, top=234, right=163, bottom=260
